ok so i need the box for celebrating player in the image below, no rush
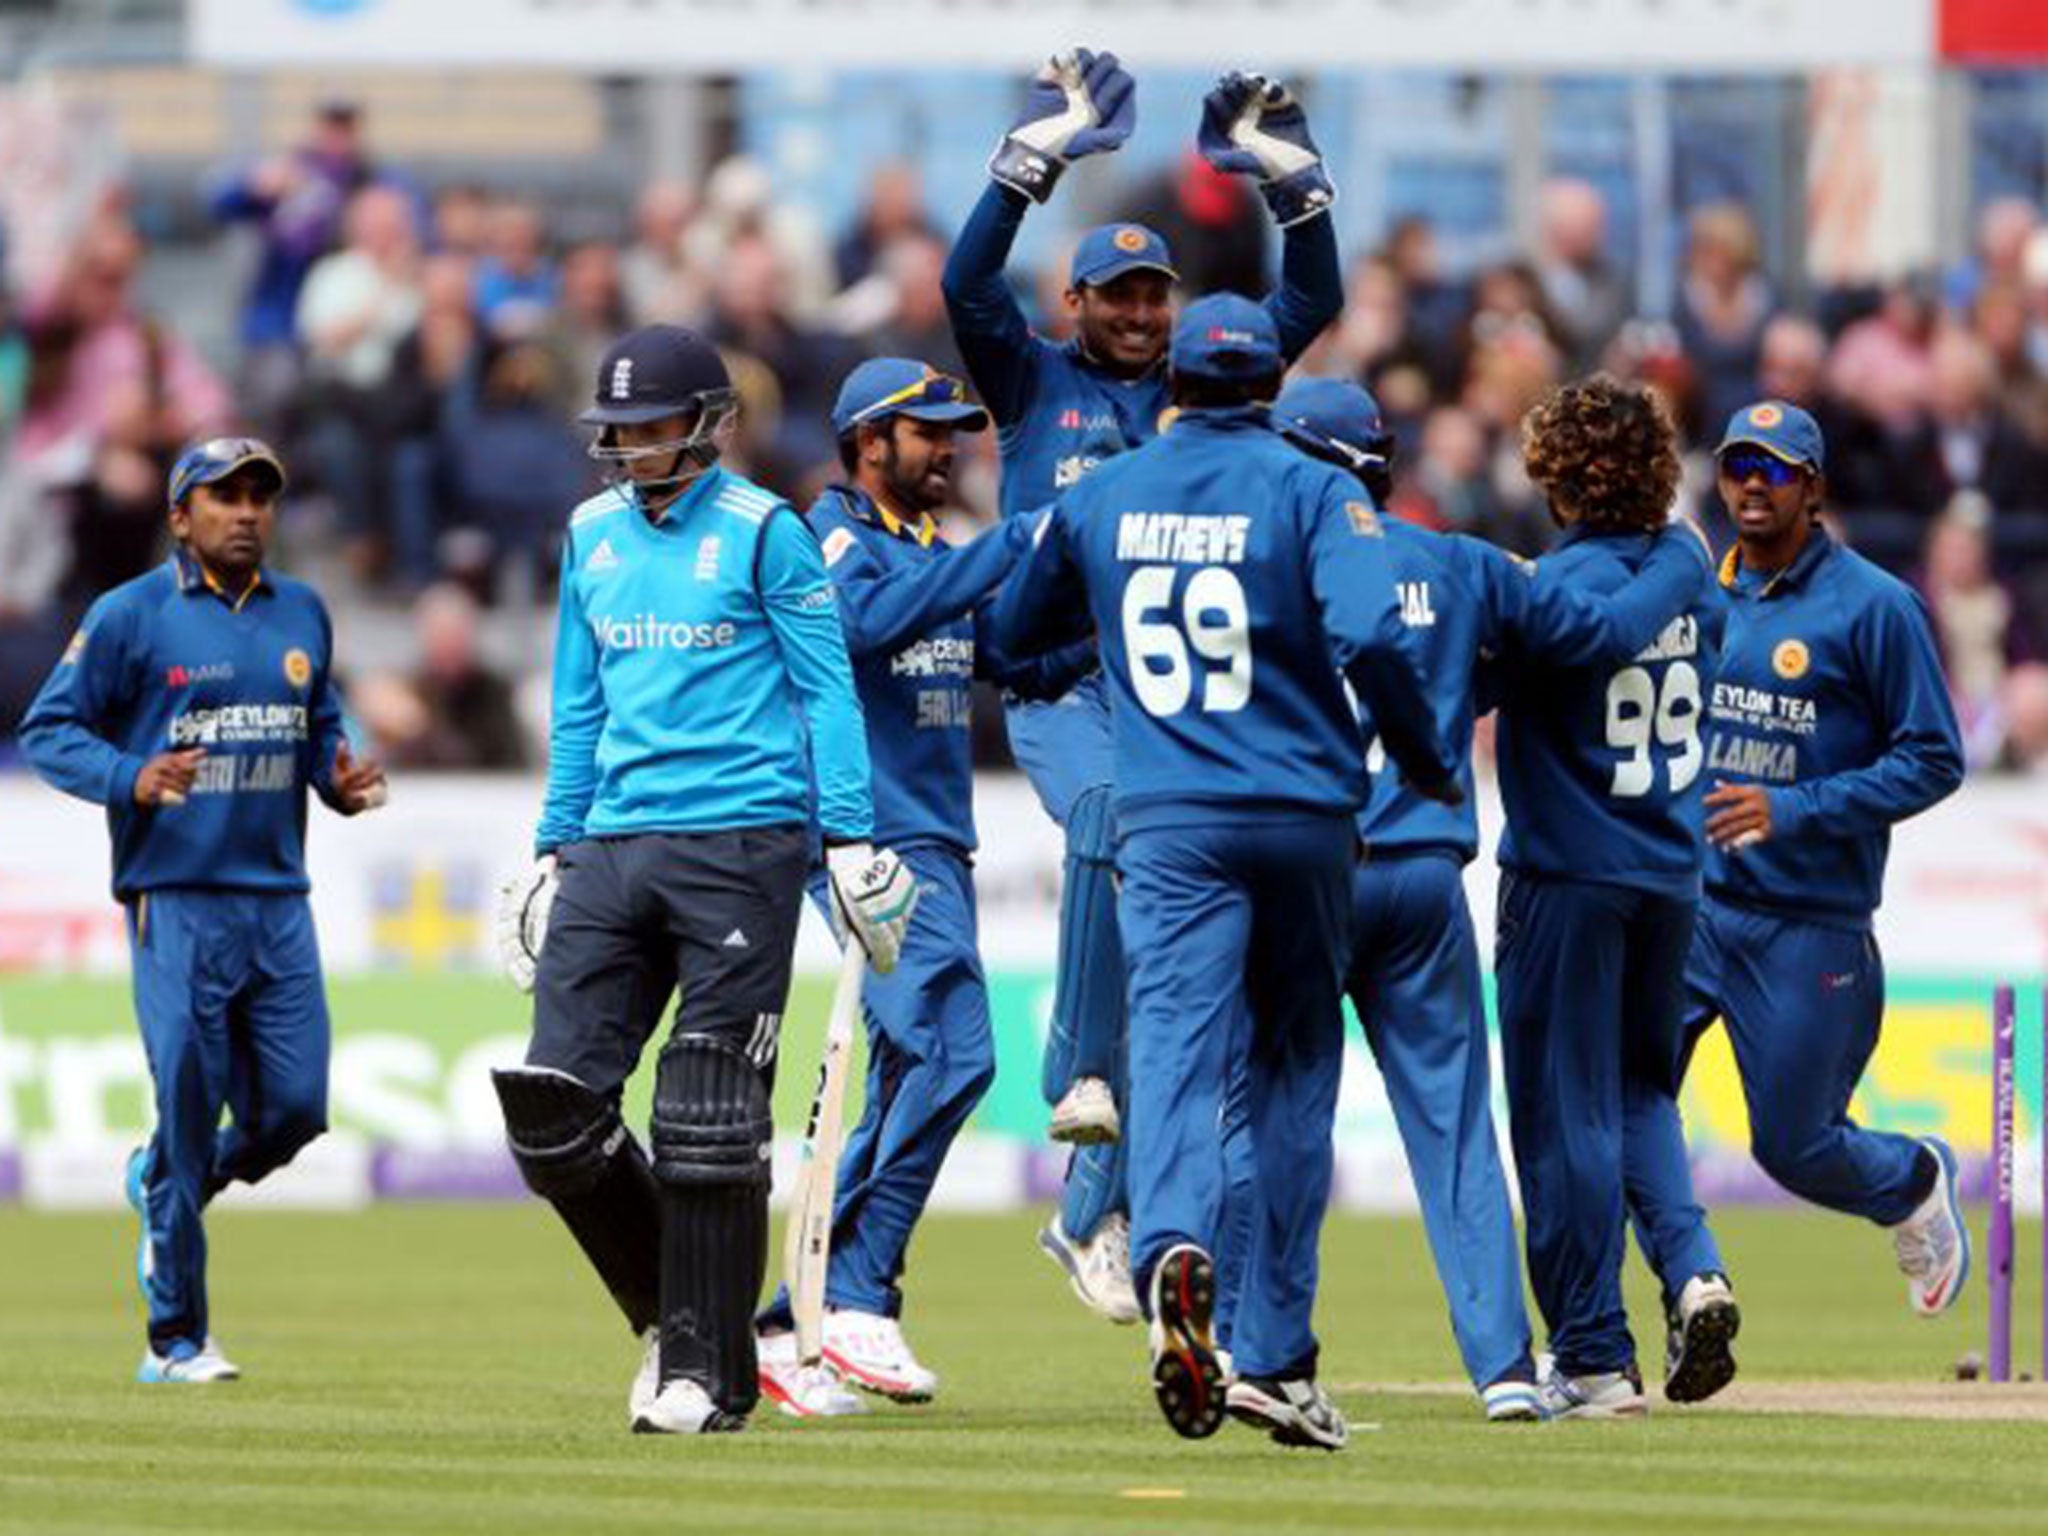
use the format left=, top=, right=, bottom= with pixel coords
left=489, top=325, right=916, bottom=1436
left=943, top=48, right=1344, bottom=1320
left=1626, top=402, right=1967, bottom=1350
left=20, top=436, right=387, bottom=1383
left=996, top=296, right=1457, bottom=1451
left=1487, top=376, right=1724, bottom=1418
left=753, top=358, right=1093, bottom=1414
left=1263, top=378, right=1713, bottom=1423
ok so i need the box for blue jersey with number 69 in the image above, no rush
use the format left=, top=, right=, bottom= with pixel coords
left=992, top=406, right=1455, bottom=835
left=1492, top=526, right=1725, bottom=897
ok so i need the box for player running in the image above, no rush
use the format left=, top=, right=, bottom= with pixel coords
left=1487, top=376, right=1725, bottom=1419
left=20, top=436, right=388, bottom=1383
left=943, top=48, right=1344, bottom=1319
left=995, top=296, right=1457, bottom=1451
left=1263, top=378, right=1713, bottom=1423
left=753, top=358, right=1093, bottom=1415
left=1625, top=402, right=1967, bottom=1358
left=489, top=325, right=917, bottom=1436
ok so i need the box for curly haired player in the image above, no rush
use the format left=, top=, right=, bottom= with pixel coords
left=1487, top=377, right=1726, bottom=1418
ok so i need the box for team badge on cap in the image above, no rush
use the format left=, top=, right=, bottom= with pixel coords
left=1773, top=638, right=1810, bottom=681
left=1749, top=404, right=1784, bottom=429
left=283, top=648, right=312, bottom=689
left=1113, top=227, right=1148, bottom=252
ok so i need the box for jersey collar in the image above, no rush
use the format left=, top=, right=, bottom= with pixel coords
left=1718, top=522, right=1834, bottom=598
left=836, top=484, right=937, bottom=548
left=172, top=549, right=270, bottom=611
left=634, top=465, right=725, bottom=530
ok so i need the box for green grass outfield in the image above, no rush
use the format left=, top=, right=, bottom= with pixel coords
left=1, top=1207, right=2044, bottom=1535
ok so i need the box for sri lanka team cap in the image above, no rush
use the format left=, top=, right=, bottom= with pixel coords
left=1716, top=400, right=1825, bottom=473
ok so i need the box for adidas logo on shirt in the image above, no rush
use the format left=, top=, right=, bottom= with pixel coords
left=587, top=538, right=619, bottom=572
left=723, top=927, right=749, bottom=948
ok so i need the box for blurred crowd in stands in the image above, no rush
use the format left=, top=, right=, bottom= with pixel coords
left=3, top=99, right=2047, bottom=776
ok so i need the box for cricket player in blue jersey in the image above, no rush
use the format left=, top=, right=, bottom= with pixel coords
left=752, top=358, right=1094, bottom=1415
left=996, top=296, right=1458, bottom=1451
left=488, top=325, right=918, bottom=1436
left=944, top=48, right=1344, bottom=1318
left=1486, top=376, right=1727, bottom=1419
left=21, top=436, right=388, bottom=1384
left=1624, top=402, right=1968, bottom=1363
left=1258, top=378, right=1713, bottom=1424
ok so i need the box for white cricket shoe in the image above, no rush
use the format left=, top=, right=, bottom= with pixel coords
left=1481, top=1376, right=1546, bottom=1422
left=1891, top=1136, right=1971, bottom=1317
left=822, top=1310, right=938, bottom=1403
left=627, top=1328, right=658, bottom=1426
left=757, top=1330, right=868, bottom=1418
left=1663, top=1272, right=1740, bottom=1403
left=138, top=1336, right=239, bottom=1384
left=632, top=1377, right=744, bottom=1435
left=1049, top=1076, right=1120, bottom=1144
left=1537, top=1358, right=1647, bottom=1420
left=1038, top=1212, right=1142, bottom=1325
left=1226, top=1374, right=1349, bottom=1451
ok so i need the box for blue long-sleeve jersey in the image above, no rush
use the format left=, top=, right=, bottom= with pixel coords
left=20, top=551, right=352, bottom=899
left=1492, top=526, right=1726, bottom=898
left=807, top=486, right=1094, bottom=853
left=536, top=468, right=873, bottom=855
left=994, top=407, right=1454, bottom=833
left=942, top=183, right=1342, bottom=520
left=1357, top=523, right=1714, bottom=861
left=1702, top=529, right=1963, bottom=926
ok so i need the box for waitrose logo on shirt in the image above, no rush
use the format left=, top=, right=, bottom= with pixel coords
left=588, top=613, right=740, bottom=652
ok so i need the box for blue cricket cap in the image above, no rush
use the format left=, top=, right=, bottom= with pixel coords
left=1070, top=222, right=1178, bottom=289
left=1169, top=293, right=1281, bottom=382
left=831, top=358, right=989, bottom=437
left=1716, top=400, right=1825, bottom=474
left=167, top=435, right=287, bottom=508
left=1274, top=377, right=1391, bottom=462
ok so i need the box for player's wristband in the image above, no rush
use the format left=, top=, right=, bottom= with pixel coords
left=989, top=137, right=1066, bottom=204
left=1260, top=165, right=1337, bottom=228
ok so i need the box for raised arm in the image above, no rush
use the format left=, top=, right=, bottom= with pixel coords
left=1468, top=523, right=1711, bottom=669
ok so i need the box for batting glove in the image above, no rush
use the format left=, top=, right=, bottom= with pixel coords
left=826, top=842, right=919, bottom=976
left=1198, top=71, right=1336, bottom=227
left=989, top=48, right=1136, bottom=204
left=494, top=853, right=558, bottom=994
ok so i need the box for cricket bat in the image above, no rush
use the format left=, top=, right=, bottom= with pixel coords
left=785, top=940, right=866, bottom=1367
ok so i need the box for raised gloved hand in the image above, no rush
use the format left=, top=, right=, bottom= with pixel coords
left=494, top=853, right=558, bottom=993
left=825, top=842, right=919, bottom=975
left=989, top=48, right=1136, bottom=204
left=1198, top=71, right=1336, bottom=227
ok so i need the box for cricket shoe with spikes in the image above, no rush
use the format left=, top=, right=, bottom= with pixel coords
left=1147, top=1244, right=1226, bottom=1439
left=823, top=1310, right=937, bottom=1403
left=138, top=1336, right=240, bottom=1384
left=1663, top=1272, right=1740, bottom=1404
left=1049, top=1076, right=1119, bottom=1144
left=632, top=1377, right=746, bottom=1435
left=1039, top=1211, right=1142, bottom=1325
left=758, top=1330, right=868, bottom=1418
left=1537, top=1358, right=1647, bottom=1420
left=1226, top=1375, right=1349, bottom=1450
left=1891, top=1136, right=1970, bottom=1317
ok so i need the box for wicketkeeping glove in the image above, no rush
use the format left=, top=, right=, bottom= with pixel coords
left=494, top=853, right=558, bottom=994
left=826, top=842, right=919, bottom=976
left=989, top=48, right=1136, bottom=204
left=1198, top=71, right=1336, bottom=227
